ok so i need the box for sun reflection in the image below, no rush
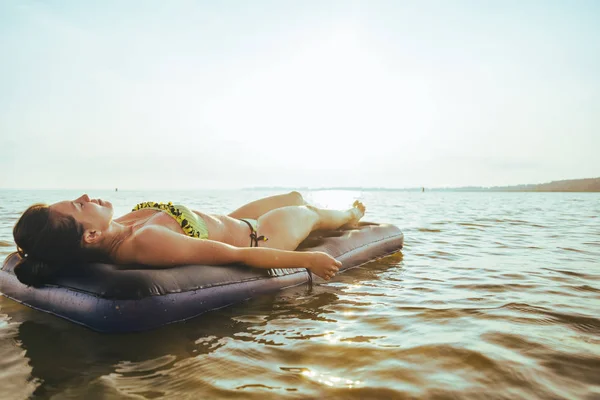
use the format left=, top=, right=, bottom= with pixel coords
left=298, top=369, right=362, bottom=388
left=323, top=333, right=340, bottom=344
left=306, top=190, right=362, bottom=210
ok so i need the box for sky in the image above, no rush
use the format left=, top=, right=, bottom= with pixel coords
left=0, top=0, right=599, bottom=189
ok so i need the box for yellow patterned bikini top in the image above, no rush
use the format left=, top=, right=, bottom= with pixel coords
left=132, top=202, right=209, bottom=239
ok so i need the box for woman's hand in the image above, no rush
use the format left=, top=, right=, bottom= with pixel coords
left=305, top=251, right=342, bottom=280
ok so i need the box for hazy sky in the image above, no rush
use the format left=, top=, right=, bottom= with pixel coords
left=1, top=0, right=598, bottom=189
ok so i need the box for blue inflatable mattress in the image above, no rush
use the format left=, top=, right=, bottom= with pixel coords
left=0, top=222, right=403, bottom=333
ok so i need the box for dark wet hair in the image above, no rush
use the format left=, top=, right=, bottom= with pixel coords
left=12, top=204, right=108, bottom=287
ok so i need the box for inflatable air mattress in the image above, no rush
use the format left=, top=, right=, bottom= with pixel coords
left=0, top=223, right=403, bottom=333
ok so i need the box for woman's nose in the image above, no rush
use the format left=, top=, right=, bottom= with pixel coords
left=77, top=194, right=90, bottom=202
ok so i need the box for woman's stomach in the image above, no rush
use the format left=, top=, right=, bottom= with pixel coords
left=196, top=212, right=252, bottom=247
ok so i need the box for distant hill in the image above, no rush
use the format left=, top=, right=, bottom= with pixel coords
left=487, top=177, right=600, bottom=192
left=434, top=178, right=600, bottom=192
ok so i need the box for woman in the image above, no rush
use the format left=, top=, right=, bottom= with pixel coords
left=13, top=191, right=366, bottom=287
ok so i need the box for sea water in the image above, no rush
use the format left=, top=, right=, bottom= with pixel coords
left=0, top=189, right=598, bottom=399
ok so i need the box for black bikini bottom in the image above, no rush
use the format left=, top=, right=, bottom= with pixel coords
left=238, top=218, right=268, bottom=247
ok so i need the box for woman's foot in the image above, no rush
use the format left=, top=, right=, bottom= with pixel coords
left=347, top=200, right=366, bottom=227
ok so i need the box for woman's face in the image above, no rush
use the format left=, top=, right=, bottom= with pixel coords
left=49, top=194, right=114, bottom=231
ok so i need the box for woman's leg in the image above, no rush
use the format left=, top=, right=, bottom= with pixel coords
left=257, top=201, right=366, bottom=250
left=228, top=191, right=307, bottom=220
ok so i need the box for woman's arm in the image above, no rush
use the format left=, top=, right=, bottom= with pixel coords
left=124, top=226, right=340, bottom=280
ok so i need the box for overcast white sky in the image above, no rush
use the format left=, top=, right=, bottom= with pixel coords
left=1, top=0, right=598, bottom=189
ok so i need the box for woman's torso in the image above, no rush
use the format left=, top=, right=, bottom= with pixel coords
left=115, top=207, right=252, bottom=248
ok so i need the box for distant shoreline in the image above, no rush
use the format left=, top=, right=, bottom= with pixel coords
left=245, top=178, right=600, bottom=193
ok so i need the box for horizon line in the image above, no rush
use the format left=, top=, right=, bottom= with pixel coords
left=1, top=176, right=598, bottom=192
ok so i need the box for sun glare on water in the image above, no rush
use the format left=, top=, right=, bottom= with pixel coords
left=306, top=190, right=361, bottom=210
left=279, top=368, right=362, bottom=389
